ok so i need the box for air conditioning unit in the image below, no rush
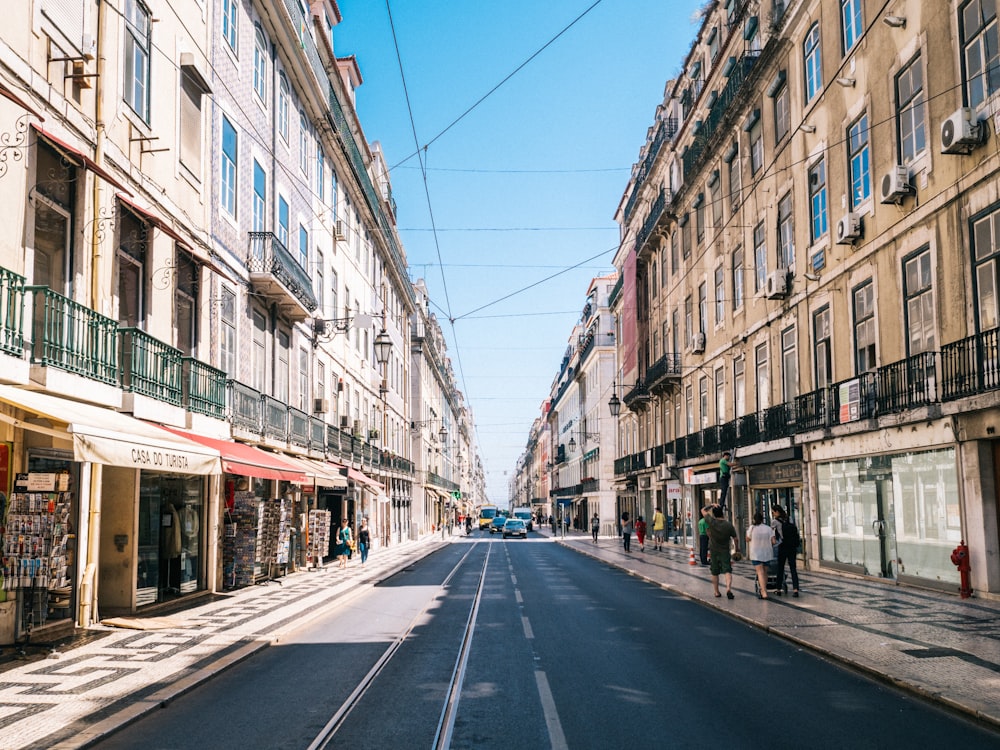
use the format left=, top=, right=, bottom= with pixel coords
left=765, top=270, right=789, bottom=299
left=340, top=415, right=349, bottom=428
left=941, top=107, right=985, bottom=154
left=313, top=398, right=328, bottom=414
left=663, top=452, right=676, bottom=468
left=335, top=220, right=346, bottom=241
left=835, top=212, right=862, bottom=244
left=692, top=332, right=706, bottom=353
left=879, top=165, right=911, bottom=204
left=658, top=464, right=672, bottom=481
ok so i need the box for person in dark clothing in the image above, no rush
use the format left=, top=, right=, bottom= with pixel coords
left=702, top=504, right=739, bottom=598
left=621, top=511, right=633, bottom=552
left=718, top=451, right=732, bottom=509
left=358, top=519, right=371, bottom=564
left=772, top=505, right=800, bottom=597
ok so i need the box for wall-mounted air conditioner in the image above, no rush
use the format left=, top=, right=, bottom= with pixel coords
left=765, top=270, right=789, bottom=299
left=941, top=107, right=985, bottom=154
left=879, top=165, right=911, bottom=204
left=835, top=212, right=862, bottom=244
left=335, top=220, right=346, bottom=241
left=692, top=332, right=706, bottom=353
left=313, top=398, right=328, bottom=414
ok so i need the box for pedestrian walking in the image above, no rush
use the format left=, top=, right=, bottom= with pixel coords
left=698, top=511, right=710, bottom=565
left=621, top=511, right=633, bottom=552
left=772, top=505, right=801, bottom=597
left=335, top=517, right=353, bottom=569
left=651, top=506, right=666, bottom=550
left=718, top=451, right=732, bottom=509
left=550, top=514, right=556, bottom=533
left=702, top=504, right=739, bottom=598
left=591, top=512, right=600, bottom=542
left=747, top=511, right=776, bottom=599
left=358, top=518, right=371, bottom=564
left=635, top=515, right=647, bottom=552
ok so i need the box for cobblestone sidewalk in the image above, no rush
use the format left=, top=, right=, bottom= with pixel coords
left=559, top=532, right=1000, bottom=728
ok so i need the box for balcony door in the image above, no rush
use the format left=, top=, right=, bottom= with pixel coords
left=32, top=195, right=71, bottom=355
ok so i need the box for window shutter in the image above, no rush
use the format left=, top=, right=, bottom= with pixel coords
left=43, top=0, right=86, bottom=51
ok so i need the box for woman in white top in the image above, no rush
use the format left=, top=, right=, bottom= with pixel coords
left=746, top=510, right=776, bottom=599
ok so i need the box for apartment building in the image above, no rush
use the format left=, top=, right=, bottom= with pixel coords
left=0, top=0, right=479, bottom=644
left=613, top=0, right=1000, bottom=596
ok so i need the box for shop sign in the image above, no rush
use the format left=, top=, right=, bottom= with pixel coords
left=747, top=461, right=803, bottom=486
left=665, top=481, right=682, bottom=503
left=838, top=379, right=860, bottom=423
left=682, top=468, right=718, bottom=485
left=26, top=473, right=59, bottom=492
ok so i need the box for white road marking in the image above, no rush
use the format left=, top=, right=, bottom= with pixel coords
left=521, top=615, right=533, bottom=639
left=534, top=670, right=568, bottom=750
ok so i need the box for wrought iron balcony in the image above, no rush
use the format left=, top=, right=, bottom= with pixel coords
left=183, top=357, right=226, bottom=419
left=262, top=395, right=288, bottom=442
left=118, top=328, right=182, bottom=406
left=645, top=353, right=682, bottom=393
left=228, top=379, right=262, bottom=435
left=636, top=187, right=673, bottom=255
left=310, top=416, right=326, bottom=453
left=0, top=268, right=25, bottom=357
left=26, top=286, right=118, bottom=386
left=246, top=232, right=318, bottom=322
left=941, top=327, right=1000, bottom=400
left=622, top=380, right=651, bottom=410
left=793, top=388, right=828, bottom=433
left=427, top=470, right=459, bottom=493
left=876, top=352, right=937, bottom=414
left=288, top=406, right=309, bottom=449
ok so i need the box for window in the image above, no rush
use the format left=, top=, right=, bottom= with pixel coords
left=961, top=0, right=1000, bottom=109
left=275, top=330, right=290, bottom=402
left=175, top=251, right=198, bottom=356
left=708, top=26, right=720, bottom=61
left=896, top=55, right=926, bottom=165
left=299, top=224, right=308, bottom=269
left=710, top=175, right=722, bottom=229
left=777, top=193, right=794, bottom=268
left=750, top=122, right=764, bottom=175
left=734, top=355, right=746, bottom=417
left=848, top=114, right=871, bottom=208
left=317, top=147, right=325, bottom=202
left=278, top=74, right=290, bottom=143
left=252, top=310, right=267, bottom=392
left=671, top=229, right=679, bottom=274
left=714, top=265, right=725, bottom=324
left=854, top=281, right=876, bottom=373
left=973, top=204, right=1000, bottom=331
left=650, top=259, right=658, bottom=297
left=117, top=209, right=147, bottom=327
left=221, top=0, right=238, bottom=52
left=299, top=111, right=310, bottom=176
left=841, top=0, right=863, bottom=53
left=781, top=325, right=798, bottom=402
left=696, top=195, right=705, bottom=244
left=808, top=158, right=828, bottom=243
left=682, top=219, right=692, bottom=259
left=220, top=116, right=237, bottom=217
left=698, top=282, right=707, bottom=334
left=330, top=268, right=339, bottom=320
left=685, top=384, right=694, bottom=434
left=753, top=221, right=767, bottom=292
left=252, top=160, right=266, bottom=231
left=732, top=246, right=744, bottom=310
left=315, top=250, right=324, bottom=312
left=715, top=366, right=725, bottom=425
left=277, top=195, right=289, bottom=247
left=660, top=246, right=668, bottom=288
left=124, top=0, right=151, bottom=121
left=684, top=296, right=693, bottom=349
left=904, top=248, right=935, bottom=355
left=699, top=376, right=709, bottom=428
left=221, top=287, right=237, bottom=376
left=253, top=25, right=267, bottom=101
left=299, top=347, right=310, bottom=412
left=728, top=150, right=742, bottom=211
left=179, top=69, right=206, bottom=176
left=774, top=83, right=790, bottom=143
left=803, top=23, right=822, bottom=102
left=814, top=306, right=832, bottom=389
left=755, top=342, right=770, bottom=411
left=331, top=169, right=339, bottom=226
left=672, top=308, right=680, bottom=356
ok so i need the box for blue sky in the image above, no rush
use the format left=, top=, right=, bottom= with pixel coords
left=334, top=0, right=703, bottom=501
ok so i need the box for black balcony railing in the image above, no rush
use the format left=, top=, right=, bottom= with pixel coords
left=623, top=380, right=651, bottom=409
left=263, top=395, right=288, bottom=441
left=228, top=380, right=262, bottom=434
left=246, top=232, right=318, bottom=312
left=877, top=352, right=937, bottom=414
left=794, top=388, right=828, bottom=433
left=941, top=327, right=1000, bottom=400
left=636, top=187, right=672, bottom=253
left=645, top=353, right=682, bottom=391
left=829, top=372, right=878, bottom=423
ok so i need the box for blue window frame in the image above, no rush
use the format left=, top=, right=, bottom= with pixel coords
left=222, top=0, right=238, bottom=52
left=278, top=196, right=289, bottom=248
left=804, top=23, right=822, bottom=102
left=221, top=117, right=237, bottom=217
left=252, top=160, right=266, bottom=231
left=809, top=158, right=828, bottom=243
left=848, top=114, right=870, bottom=208
left=299, top=225, right=308, bottom=269
left=841, top=0, right=862, bottom=54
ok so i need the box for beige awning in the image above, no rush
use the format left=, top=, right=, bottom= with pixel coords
left=0, top=385, right=221, bottom=475
left=279, top=454, right=348, bottom=488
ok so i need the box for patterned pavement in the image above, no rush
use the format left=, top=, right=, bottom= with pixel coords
left=556, top=530, right=1000, bottom=728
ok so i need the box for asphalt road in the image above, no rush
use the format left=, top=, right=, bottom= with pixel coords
left=91, top=533, right=1000, bottom=749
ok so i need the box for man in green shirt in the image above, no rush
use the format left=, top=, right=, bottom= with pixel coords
left=697, top=513, right=710, bottom=565
left=719, top=451, right=732, bottom=509
left=702, top=504, right=739, bottom=599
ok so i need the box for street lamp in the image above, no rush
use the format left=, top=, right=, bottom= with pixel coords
left=373, top=326, right=392, bottom=541
left=608, top=381, right=621, bottom=417
left=568, top=431, right=599, bottom=452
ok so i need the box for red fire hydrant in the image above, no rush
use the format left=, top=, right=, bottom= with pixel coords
left=950, top=540, right=972, bottom=599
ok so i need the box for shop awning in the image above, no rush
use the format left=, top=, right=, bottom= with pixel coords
left=347, top=467, right=383, bottom=492
left=278, top=454, right=347, bottom=488
left=158, top=426, right=306, bottom=482
left=0, top=385, right=221, bottom=475
left=0, top=81, right=44, bottom=121
left=33, top=125, right=132, bottom=196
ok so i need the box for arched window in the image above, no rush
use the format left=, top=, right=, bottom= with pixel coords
left=253, top=25, right=267, bottom=101
left=278, top=73, right=289, bottom=142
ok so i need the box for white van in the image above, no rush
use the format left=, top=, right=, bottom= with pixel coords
left=512, top=507, right=534, bottom=531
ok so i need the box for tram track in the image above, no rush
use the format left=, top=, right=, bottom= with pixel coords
left=307, top=540, right=492, bottom=750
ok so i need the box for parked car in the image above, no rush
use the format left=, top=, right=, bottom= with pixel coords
left=490, top=516, right=508, bottom=534
left=502, top=519, right=527, bottom=538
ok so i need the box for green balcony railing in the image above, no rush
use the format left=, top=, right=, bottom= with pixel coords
left=120, top=328, right=183, bottom=405
left=183, top=357, right=226, bottom=419
left=26, top=286, right=118, bottom=385
left=0, top=268, right=25, bottom=356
